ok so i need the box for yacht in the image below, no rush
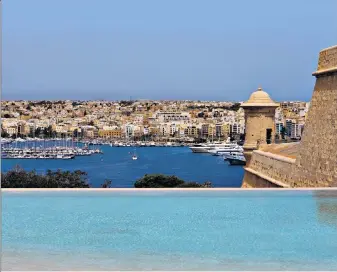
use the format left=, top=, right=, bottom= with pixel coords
left=222, top=151, right=244, bottom=160
left=190, top=142, right=239, bottom=153
left=62, top=154, right=75, bottom=160
left=226, top=153, right=246, bottom=166
left=208, top=145, right=243, bottom=156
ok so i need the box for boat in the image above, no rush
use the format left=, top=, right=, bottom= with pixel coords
left=62, top=155, right=75, bottom=160
left=131, top=148, right=138, bottom=160
left=222, top=151, right=244, bottom=160
left=226, top=153, right=246, bottom=165
left=208, top=145, right=243, bottom=156
left=189, top=143, right=208, bottom=153
left=190, top=142, right=239, bottom=153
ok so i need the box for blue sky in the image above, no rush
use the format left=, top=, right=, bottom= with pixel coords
left=2, top=0, right=337, bottom=101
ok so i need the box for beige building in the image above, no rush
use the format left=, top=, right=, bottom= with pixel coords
left=98, top=127, right=122, bottom=138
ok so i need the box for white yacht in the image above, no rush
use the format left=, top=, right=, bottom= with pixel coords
left=190, top=141, right=240, bottom=153
left=226, top=153, right=246, bottom=165
left=222, top=151, right=244, bottom=160
left=189, top=143, right=209, bottom=153
left=208, top=145, right=243, bottom=156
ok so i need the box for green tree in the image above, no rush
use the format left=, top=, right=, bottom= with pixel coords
left=230, top=103, right=241, bottom=111
left=73, top=129, right=78, bottom=138
left=35, top=127, right=42, bottom=137
left=2, top=166, right=90, bottom=188
left=44, top=126, right=53, bottom=138
left=101, top=179, right=112, bottom=188
left=134, top=174, right=212, bottom=188
left=1, top=130, right=9, bottom=138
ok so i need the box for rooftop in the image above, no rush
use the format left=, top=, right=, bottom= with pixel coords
left=259, top=142, right=300, bottom=159
left=241, top=87, right=279, bottom=107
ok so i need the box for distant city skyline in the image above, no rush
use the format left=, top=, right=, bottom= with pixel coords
left=2, top=0, right=337, bottom=101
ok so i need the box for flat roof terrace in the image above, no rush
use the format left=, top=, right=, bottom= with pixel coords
left=259, top=142, right=300, bottom=159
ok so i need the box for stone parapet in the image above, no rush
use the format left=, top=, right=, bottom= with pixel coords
left=242, top=150, right=295, bottom=188
left=315, top=45, right=337, bottom=73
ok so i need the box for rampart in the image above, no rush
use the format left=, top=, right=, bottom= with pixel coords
left=242, top=45, right=337, bottom=188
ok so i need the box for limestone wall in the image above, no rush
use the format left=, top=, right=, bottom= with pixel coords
left=292, top=72, right=337, bottom=186
left=293, top=45, right=337, bottom=187
left=244, top=108, right=276, bottom=149
left=242, top=171, right=282, bottom=188
left=242, top=150, right=294, bottom=187
left=242, top=44, right=337, bottom=188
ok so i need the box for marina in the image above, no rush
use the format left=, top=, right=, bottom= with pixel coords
left=1, top=145, right=244, bottom=188
left=1, top=138, right=246, bottom=187
left=1, top=139, right=102, bottom=160
left=1, top=137, right=245, bottom=164
left=1, top=137, right=189, bottom=160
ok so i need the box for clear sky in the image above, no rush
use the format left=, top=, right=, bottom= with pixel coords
left=2, top=0, right=337, bottom=101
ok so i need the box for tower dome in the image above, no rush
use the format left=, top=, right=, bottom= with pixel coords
left=241, top=87, right=279, bottom=107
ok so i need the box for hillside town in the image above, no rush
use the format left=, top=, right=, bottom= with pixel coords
left=1, top=98, right=309, bottom=142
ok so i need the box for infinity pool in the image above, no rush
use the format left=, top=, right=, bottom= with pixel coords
left=2, top=190, right=337, bottom=270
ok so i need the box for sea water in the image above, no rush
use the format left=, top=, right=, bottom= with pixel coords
left=2, top=146, right=244, bottom=187
left=2, top=190, right=337, bottom=270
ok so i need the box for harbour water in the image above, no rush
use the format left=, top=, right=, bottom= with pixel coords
left=2, top=145, right=244, bottom=187
left=2, top=190, right=337, bottom=270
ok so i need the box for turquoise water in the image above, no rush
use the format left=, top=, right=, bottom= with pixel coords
left=2, top=146, right=244, bottom=187
left=2, top=190, right=337, bottom=270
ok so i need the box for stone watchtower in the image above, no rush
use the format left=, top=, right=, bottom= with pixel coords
left=241, top=87, right=279, bottom=164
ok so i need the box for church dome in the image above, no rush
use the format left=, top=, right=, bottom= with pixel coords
left=241, top=87, right=279, bottom=107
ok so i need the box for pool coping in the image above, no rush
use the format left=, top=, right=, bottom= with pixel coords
left=1, top=187, right=337, bottom=192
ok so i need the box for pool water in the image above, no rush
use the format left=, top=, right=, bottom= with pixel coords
left=2, top=190, right=337, bottom=270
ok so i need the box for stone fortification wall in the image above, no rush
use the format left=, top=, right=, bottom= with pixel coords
left=242, top=171, right=282, bottom=188
left=293, top=47, right=337, bottom=186
left=242, top=150, right=294, bottom=188
left=242, top=44, right=337, bottom=188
